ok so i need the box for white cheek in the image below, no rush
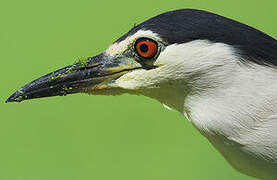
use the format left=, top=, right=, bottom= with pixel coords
left=114, top=69, right=148, bottom=89
left=115, top=40, right=238, bottom=90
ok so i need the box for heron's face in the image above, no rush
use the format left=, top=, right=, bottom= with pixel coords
left=102, top=30, right=181, bottom=94
left=5, top=30, right=170, bottom=102
left=6, top=28, right=237, bottom=114
left=6, top=30, right=182, bottom=102
left=107, top=30, right=237, bottom=112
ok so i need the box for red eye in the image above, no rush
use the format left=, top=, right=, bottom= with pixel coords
left=135, top=38, right=158, bottom=59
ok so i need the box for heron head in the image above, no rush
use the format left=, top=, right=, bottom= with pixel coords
left=7, top=9, right=265, bottom=113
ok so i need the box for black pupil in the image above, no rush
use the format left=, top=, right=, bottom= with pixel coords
left=140, top=43, right=149, bottom=53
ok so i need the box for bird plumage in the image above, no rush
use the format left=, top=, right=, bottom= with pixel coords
left=7, top=9, right=277, bottom=179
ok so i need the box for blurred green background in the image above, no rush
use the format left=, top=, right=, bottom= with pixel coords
left=1, top=0, right=276, bottom=179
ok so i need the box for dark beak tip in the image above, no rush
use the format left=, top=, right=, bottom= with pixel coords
left=5, top=91, right=24, bottom=103
left=5, top=98, right=11, bottom=103
left=5, top=97, right=14, bottom=103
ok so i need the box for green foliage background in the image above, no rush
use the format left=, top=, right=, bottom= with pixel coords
left=1, top=0, right=276, bottom=179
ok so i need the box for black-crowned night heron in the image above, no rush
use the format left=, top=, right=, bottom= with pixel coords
left=6, top=9, right=277, bottom=179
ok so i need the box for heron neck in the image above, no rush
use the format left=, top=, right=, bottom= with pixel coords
left=185, top=63, right=277, bottom=137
